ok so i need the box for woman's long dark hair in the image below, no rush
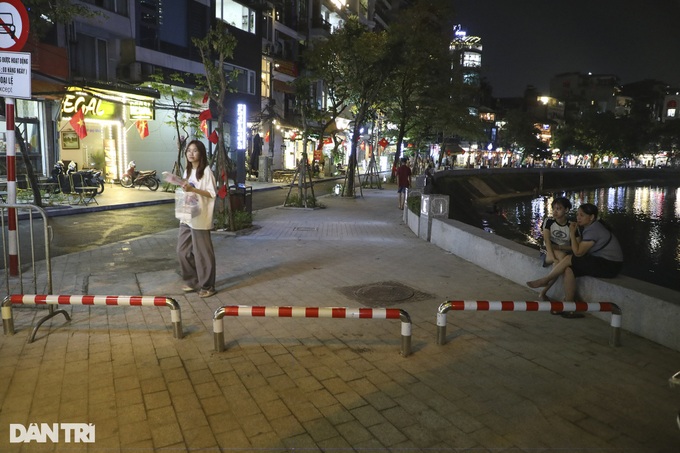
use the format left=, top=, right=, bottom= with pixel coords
left=185, top=140, right=208, bottom=180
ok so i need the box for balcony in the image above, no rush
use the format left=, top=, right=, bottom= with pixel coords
left=310, top=17, right=332, bottom=40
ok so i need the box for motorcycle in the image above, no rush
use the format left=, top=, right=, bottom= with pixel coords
left=120, top=161, right=160, bottom=191
left=66, top=162, right=106, bottom=194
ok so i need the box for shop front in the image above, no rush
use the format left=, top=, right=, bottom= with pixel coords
left=59, top=84, right=159, bottom=181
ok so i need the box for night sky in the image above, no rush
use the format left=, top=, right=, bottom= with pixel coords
left=453, top=0, right=680, bottom=98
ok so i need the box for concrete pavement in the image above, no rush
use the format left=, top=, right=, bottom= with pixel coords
left=0, top=183, right=679, bottom=452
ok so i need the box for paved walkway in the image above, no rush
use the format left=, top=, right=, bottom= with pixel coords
left=0, top=185, right=679, bottom=452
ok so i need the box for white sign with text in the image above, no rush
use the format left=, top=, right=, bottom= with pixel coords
left=0, top=51, right=30, bottom=98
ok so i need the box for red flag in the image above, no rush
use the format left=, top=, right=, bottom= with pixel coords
left=208, top=130, right=219, bottom=144
left=199, top=109, right=212, bottom=121
left=69, top=108, right=88, bottom=139
left=202, top=92, right=209, bottom=103
left=217, top=184, right=228, bottom=199
left=200, top=120, right=208, bottom=135
left=136, top=120, right=149, bottom=140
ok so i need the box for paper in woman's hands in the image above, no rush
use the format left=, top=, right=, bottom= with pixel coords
left=162, top=171, right=186, bottom=186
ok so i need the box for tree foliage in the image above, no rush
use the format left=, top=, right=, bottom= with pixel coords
left=497, top=109, right=547, bottom=162
left=305, top=17, right=393, bottom=196
left=379, top=0, right=484, bottom=170
left=146, top=72, right=204, bottom=177
left=24, top=0, right=101, bottom=38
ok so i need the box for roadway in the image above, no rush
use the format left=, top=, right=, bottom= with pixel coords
left=44, top=178, right=340, bottom=258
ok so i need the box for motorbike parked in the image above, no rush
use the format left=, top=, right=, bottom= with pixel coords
left=120, top=161, right=160, bottom=191
left=67, top=161, right=106, bottom=194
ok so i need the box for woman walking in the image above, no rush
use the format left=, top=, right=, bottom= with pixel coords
left=177, top=140, right=217, bottom=298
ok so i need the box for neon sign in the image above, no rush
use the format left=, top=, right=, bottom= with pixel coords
left=61, top=93, right=106, bottom=117
left=237, top=103, right=247, bottom=150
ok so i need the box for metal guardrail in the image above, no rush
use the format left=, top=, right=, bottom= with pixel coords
left=2, top=294, right=183, bottom=341
left=213, top=305, right=412, bottom=356
left=436, top=300, right=622, bottom=347
left=0, top=203, right=72, bottom=337
left=0, top=203, right=53, bottom=293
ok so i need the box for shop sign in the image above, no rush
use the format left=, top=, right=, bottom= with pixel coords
left=61, top=92, right=120, bottom=120
left=0, top=51, right=30, bottom=98
left=129, top=99, right=155, bottom=120
left=236, top=103, right=247, bottom=150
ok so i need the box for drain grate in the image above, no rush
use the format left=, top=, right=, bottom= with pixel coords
left=337, top=281, right=434, bottom=308
left=293, top=227, right=318, bottom=231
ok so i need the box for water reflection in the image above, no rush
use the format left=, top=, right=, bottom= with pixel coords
left=497, top=184, right=680, bottom=291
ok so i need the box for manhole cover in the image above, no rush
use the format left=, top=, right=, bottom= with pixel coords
left=354, top=284, right=414, bottom=302
left=337, top=281, right=434, bottom=307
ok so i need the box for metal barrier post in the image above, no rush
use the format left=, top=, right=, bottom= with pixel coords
left=213, top=305, right=412, bottom=357
left=436, top=300, right=622, bottom=347
left=2, top=294, right=183, bottom=341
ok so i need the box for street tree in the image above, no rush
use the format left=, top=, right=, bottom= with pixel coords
left=497, top=109, right=548, bottom=163
left=647, top=118, right=680, bottom=166
left=307, top=17, right=393, bottom=197
left=380, top=0, right=457, bottom=176
left=146, top=72, right=204, bottom=179
left=192, top=22, right=238, bottom=229
left=295, top=54, right=349, bottom=170
left=16, top=1, right=99, bottom=206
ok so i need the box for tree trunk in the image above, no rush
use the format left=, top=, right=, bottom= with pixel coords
left=15, top=127, right=43, bottom=208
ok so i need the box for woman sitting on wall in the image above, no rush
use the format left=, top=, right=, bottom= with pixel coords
left=527, top=203, right=623, bottom=313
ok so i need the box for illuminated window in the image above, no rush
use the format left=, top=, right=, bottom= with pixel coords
left=461, top=52, right=481, bottom=68
left=216, top=0, right=256, bottom=34
left=261, top=58, right=271, bottom=98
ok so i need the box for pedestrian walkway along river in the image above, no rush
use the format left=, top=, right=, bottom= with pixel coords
left=0, top=189, right=678, bottom=451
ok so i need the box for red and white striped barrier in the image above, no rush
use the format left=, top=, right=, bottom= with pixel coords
left=2, top=294, right=183, bottom=340
left=213, top=305, right=412, bottom=356
left=436, top=300, right=622, bottom=347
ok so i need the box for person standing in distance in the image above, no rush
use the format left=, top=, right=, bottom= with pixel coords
left=396, top=157, right=412, bottom=210
left=177, top=140, right=217, bottom=298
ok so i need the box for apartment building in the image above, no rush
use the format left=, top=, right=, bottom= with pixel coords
left=14, top=0, right=410, bottom=180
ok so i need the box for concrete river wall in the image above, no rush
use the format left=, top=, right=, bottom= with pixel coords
left=412, top=167, right=680, bottom=352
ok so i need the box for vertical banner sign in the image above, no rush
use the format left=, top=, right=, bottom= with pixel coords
left=236, top=103, right=247, bottom=185
left=237, top=103, right=247, bottom=150
left=0, top=0, right=30, bottom=276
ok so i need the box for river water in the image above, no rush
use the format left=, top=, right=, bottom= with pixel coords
left=493, top=184, right=680, bottom=292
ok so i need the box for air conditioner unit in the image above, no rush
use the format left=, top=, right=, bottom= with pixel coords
left=128, top=62, right=142, bottom=82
